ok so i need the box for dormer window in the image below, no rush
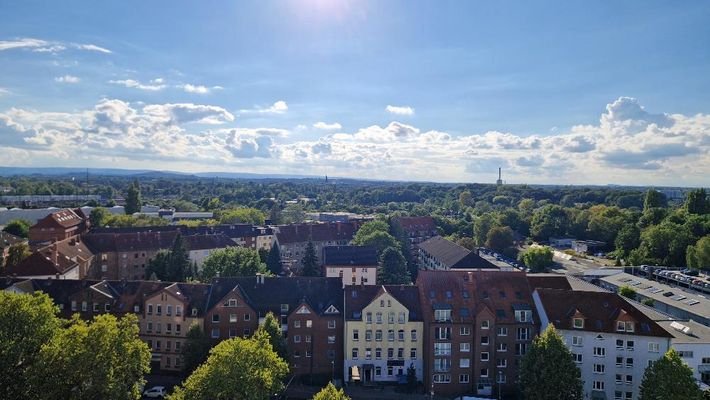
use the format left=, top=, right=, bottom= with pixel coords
left=616, top=321, right=634, bottom=332
left=228, top=299, right=237, bottom=307
left=573, top=318, right=584, bottom=329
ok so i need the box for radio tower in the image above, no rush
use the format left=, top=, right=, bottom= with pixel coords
left=496, top=167, right=503, bottom=186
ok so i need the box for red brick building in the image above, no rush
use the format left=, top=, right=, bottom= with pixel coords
left=29, top=208, right=89, bottom=245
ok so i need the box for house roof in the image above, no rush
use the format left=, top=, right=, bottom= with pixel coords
left=275, top=222, right=357, bottom=245
left=323, top=246, right=378, bottom=267
left=527, top=274, right=573, bottom=291
left=344, top=284, right=423, bottom=321
left=418, top=236, right=497, bottom=269
left=5, top=236, right=94, bottom=277
left=393, top=216, right=436, bottom=233
left=206, top=276, right=344, bottom=317
left=84, top=231, right=178, bottom=253
left=31, top=208, right=84, bottom=230
left=535, top=288, right=672, bottom=338
left=183, top=234, right=235, bottom=251
left=416, top=269, right=535, bottom=324
left=0, top=231, right=26, bottom=248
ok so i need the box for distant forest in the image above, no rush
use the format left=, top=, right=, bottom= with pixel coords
left=1, top=173, right=708, bottom=270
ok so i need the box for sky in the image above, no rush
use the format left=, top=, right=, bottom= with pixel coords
left=1, top=0, right=709, bottom=186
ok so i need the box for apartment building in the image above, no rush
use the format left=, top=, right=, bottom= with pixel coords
left=533, top=289, right=673, bottom=400
left=344, top=285, right=424, bottom=384
left=28, top=208, right=89, bottom=245
left=275, top=223, right=357, bottom=273
left=323, top=246, right=379, bottom=287
left=418, top=236, right=497, bottom=271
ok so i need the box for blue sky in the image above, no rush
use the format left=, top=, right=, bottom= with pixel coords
left=1, top=1, right=709, bottom=185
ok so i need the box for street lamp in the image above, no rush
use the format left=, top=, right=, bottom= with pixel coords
left=497, top=370, right=503, bottom=400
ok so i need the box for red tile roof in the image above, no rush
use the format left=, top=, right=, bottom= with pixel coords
left=275, top=222, right=357, bottom=245
left=393, top=216, right=436, bottom=232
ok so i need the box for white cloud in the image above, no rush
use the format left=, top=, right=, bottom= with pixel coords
left=178, top=84, right=222, bottom=94
left=240, top=100, right=288, bottom=114
left=73, top=43, right=112, bottom=54
left=0, top=38, right=111, bottom=54
left=0, top=88, right=9, bottom=96
left=55, top=75, right=80, bottom=84
left=386, top=105, right=415, bottom=116
left=109, top=78, right=166, bottom=91
left=313, top=121, right=342, bottom=130
left=0, top=38, right=49, bottom=51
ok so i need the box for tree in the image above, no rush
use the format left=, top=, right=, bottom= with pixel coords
left=520, top=324, right=583, bottom=400
left=89, top=207, right=110, bottom=228
left=638, top=223, right=695, bottom=267
left=473, top=213, right=494, bottom=247
left=28, top=314, right=150, bottom=400
left=182, top=324, right=211, bottom=376
left=615, top=224, right=641, bottom=257
left=405, top=363, right=418, bottom=393
left=168, top=331, right=288, bottom=400
left=378, top=247, right=410, bottom=284
left=644, top=189, right=667, bottom=211
left=266, top=243, right=282, bottom=275
left=639, top=349, right=703, bottom=400
left=125, top=180, right=142, bottom=215
left=257, top=312, right=288, bottom=360
left=687, top=236, right=710, bottom=270
left=458, top=190, right=472, bottom=208
left=485, top=226, right=514, bottom=252
left=218, top=208, right=266, bottom=225
left=301, top=240, right=320, bottom=277
left=618, top=285, right=637, bottom=300
left=166, top=233, right=191, bottom=281
left=519, top=246, right=554, bottom=272
left=352, top=230, right=399, bottom=256
left=3, top=219, right=31, bottom=238
left=530, top=205, right=569, bottom=241
left=456, top=237, right=476, bottom=250
left=6, top=242, right=31, bottom=268
left=353, top=220, right=390, bottom=242
left=685, top=188, right=709, bottom=215
left=0, top=292, right=61, bottom=400
left=312, top=382, right=350, bottom=400
left=282, top=203, right=306, bottom=224
left=201, top=247, right=267, bottom=279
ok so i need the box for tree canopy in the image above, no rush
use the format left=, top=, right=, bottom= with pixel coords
left=124, top=179, right=142, bottom=215
left=201, top=247, right=267, bottom=279
left=312, top=383, right=350, bottom=400
left=519, top=246, right=554, bottom=272
left=2, top=219, right=30, bottom=238
left=217, top=207, right=266, bottom=225
left=378, top=247, right=410, bottom=284
left=639, top=349, right=703, bottom=400
left=266, top=243, right=282, bottom=275
left=301, top=240, right=320, bottom=277
left=181, top=324, right=211, bottom=376
left=520, top=324, right=583, bottom=400
left=257, top=312, right=288, bottom=360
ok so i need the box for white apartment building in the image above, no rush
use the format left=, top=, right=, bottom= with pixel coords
left=533, top=289, right=672, bottom=400
left=657, top=320, right=710, bottom=387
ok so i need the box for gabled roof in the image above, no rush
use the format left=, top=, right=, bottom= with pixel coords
left=183, top=234, right=235, bottom=251
left=393, top=216, right=436, bottom=233
left=6, top=236, right=94, bottom=277
left=32, top=208, right=84, bottom=230
left=275, top=223, right=357, bottom=245
left=0, top=231, right=25, bottom=248
left=344, top=284, right=423, bottom=321
left=535, top=288, right=672, bottom=338
left=84, top=231, right=178, bottom=253
left=418, top=236, right=497, bottom=269
left=323, top=246, right=378, bottom=267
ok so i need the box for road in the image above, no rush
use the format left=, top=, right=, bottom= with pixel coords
left=550, top=250, right=613, bottom=276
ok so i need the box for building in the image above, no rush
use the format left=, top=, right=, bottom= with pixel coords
left=182, top=234, right=235, bottom=269
left=275, top=223, right=357, bottom=273
left=418, top=236, right=497, bottom=271
left=28, top=208, right=89, bottom=245
left=344, top=284, right=424, bottom=384
left=656, top=319, right=710, bottom=386
left=323, top=246, right=379, bottom=287
left=572, top=240, right=606, bottom=255
left=416, top=270, right=537, bottom=398
left=392, top=216, right=438, bottom=266
left=6, top=236, right=94, bottom=279
left=533, top=289, right=673, bottom=400
left=204, top=275, right=344, bottom=381
left=0, top=231, right=26, bottom=267
left=599, top=272, right=710, bottom=327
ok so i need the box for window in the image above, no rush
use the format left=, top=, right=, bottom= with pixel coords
left=366, top=312, right=372, bottom=323
left=480, top=368, right=489, bottom=377
left=294, top=335, right=301, bottom=343
left=616, top=339, right=624, bottom=349
left=625, top=375, right=633, bottom=385
left=616, top=374, right=623, bottom=384
left=593, top=364, right=605, bottom=374
left=625, top=392, right=633, bottom=400
left=433, top=374, right=451, bottom=383
left=434, top=358, right=452, bottom=372
left=166, top=323, right=172, bottom=333
left=678, top=351, right=694, bottom=358
left=175, top=305, right=182, bottom=316
left=294, top=350, right=301, bottom=358
left=156, top=323, right=162, bottom=333
left=625, top=321, right=634, bottom=332
left=434, top=342, right=452, bottom=356
left=353, top=329, right=359, bottom=341
left=365, top=330, right=372, bottom=341
left=228, top=299, right=237, bottom=307
left=244, top=313, right=250, bottom=321
left=398, top=348, right=404, bottom=359
left=460, top=343, right=471, bottom=352
left=147, top=322, right=153, bottom=333
left=71, top=301, right=77, bottom=311
left=306, top=350, right=312, bottom=358
left=616, top=321, right=626, bottom=332
left=497, top=358, right=507, bottom=368
left=388, top=312, right=395, bottom=323
left=593, top=381, right=604, bottom=391
left=399, top=312, right=406, bottom=323
left=388, top=329, right=395, bottom=341
left=481, top=352, right=490, bottom=361
left=352, top=348, right=358, bottom=359
left=81, top=301, right=87, bottom=312
left=572, top=353, right=582, bottom=363
left=93, top=303, right=99, bottom=312
left=175, top=342, right=181, bottom=351
left=616, top=356, right=624, bottom=367
left=211, top=328, right=219, bottom=338
left=229, top=314, right=237, bottom=323
left=388, top=348, right=394, bottom=359
left=212, top=314, right=220, bottom=323
left=436, top=327, right=451, bottom=340
left=459, top=358, right=470, bottom=368
left=481, top=320, right=490, bottom=329
left=497, top=373, right=506, bottom=384
left=375, top=366, right=381, bottom=376
left=155, top=340, right=161, bottom=350
left=306, top=320, right=312, bottom=328
left=376, top=348, right=382, bottom=359
left=376, top=330, right=382, bottom=341
left=229, top=328, right=237, bottom=338
left=365, top=348, right=372, bottom=360
left=481, top=336, right=489, bottom=345
left=380, top=299, right=385, bottom=307
left=176, top=324, right=181, bottom=334
left=496, top=343, right=508, bottom=352
left=515, top=310, right=532, bottom=323
left=648, top=342, right=659, bottom=353
left=166, top=305, right=172, bottom=316
left=294, top=320, right=301, bottom=328
left=626, top=358, right=633, bottom=368
left=517, top=328, right=530, bottom=341
left=435, top=309, right=451, bottom=322
left=328, top=320, right=336, bottom=329
left=305, top=335, right=311, bottom=343
left=593, top=347, right=606, bottom=357
left=411, top=330, right=417, bottom=341
left=626, top=340, right=634, bottom=351
left=398, top=330, right=405, bottom=341
left=572, top=336, right=583, bottom=346
left=166, top=341, right=172, bottom=351
left=156, top=305, right=162, bottom=315
left=573, top=318, right=584, bottom=329
left=459, top=374, right=470, bottom=383
left=460, top=326, right=471, bottom=336
left=497, top=327, right=508, bottom=336
left=515, top=343, right=528, bottom=356
left=133, top=305, right=140, bottom=313
left=376, top=312, right=383, bottom=323
left=410, top=348, right=417, bottom=359
left=281, top=304, right=289, bottom=313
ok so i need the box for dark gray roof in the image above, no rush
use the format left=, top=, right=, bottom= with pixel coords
left=418, top=236, right=496, bottom=269
left=323, top=246, right=378, bottom=267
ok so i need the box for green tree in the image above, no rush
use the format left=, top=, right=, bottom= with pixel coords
left=405, top=363, right=418, bottom=393
left=519, top=246, right=554, bottom=272
left=167, top=233, right=191, bottom=281
left=685, top=188, right=709, bottom=215
left=686, top=236, right=710, bottom=270
left=257, top=312, right=288, bottom=360
left=587, top=205, right=627, bottom=244
left=352, top=230, right=399, bottom=256
left=266, top=243, right=282, bottom=276
left=458, top=190, right=473, bottom=208
left=89, top=207, right=110, bottom=228
left=618, top=285, right=637, bottom=300
left=301, top=240, right=320, bottom=277
left=2, top=219, right=31, bottom=238
left=201, top=247, right=267, bottom=279
left=168, top=331, right=288, bottom=400
left=639, top=349, right=703, bottom=400
left=485, top=226, right=514, bottom=251
left=353, top=220, right=390, bottom=241
left=182, top=324, right=211, bottom=376
left=530, top=205, right=569, bottom=241
left=473, top=213, right=494, bottom=247
left=29, top=314, right=150, bottom=400
left=312, top=382, right=350, bottom=400
left=644, top=189, right=668, bottom=211
left=6, top=242, right=31, bottom=268
left=615, top=224, right=641, bottom=257
left=282, top=203, right=306, bottom=224
left=638, top=223, right=695, bottom=267
left=0, top=292, right=61, bottom=400
left=520, top=324, right=583, bottom=400
left=218, top=207, right=266, bottom=225
left=378, top=247, right=410, bottom=284
left=125, top=180, right=142, bottom=215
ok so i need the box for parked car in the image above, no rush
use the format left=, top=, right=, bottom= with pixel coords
left=143, top=386, right=166, bottom=399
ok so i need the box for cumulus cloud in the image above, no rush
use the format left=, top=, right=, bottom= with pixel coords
left=109, top=78, right=166, bottom=91
left=178, top=84, right=222, bottom=94
left=55, top=75, right=80, bottom=84
left=386, top=105, right=415, bottom=116
left=143, top=103, right=234, bottom=125
left=0, top=37, right=111, bottom=54
left=313, top=121, right=342, bottom=130
left=240, top=100, right=288, bottom=114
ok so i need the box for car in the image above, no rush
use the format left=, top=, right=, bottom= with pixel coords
left=143, top=386, right=166, bottom=399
